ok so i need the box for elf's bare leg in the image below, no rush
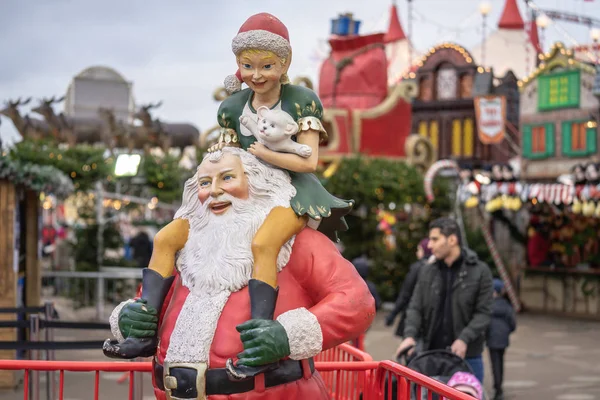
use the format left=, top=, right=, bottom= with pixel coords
left=251, top=206, right=307, bottom=288
left=148, top=218, right=190, bottom=278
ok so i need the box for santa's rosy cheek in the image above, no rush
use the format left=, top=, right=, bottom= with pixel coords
left=197, top=191, right=210, bottom=204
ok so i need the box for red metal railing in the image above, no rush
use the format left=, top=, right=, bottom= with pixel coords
left=315, top=343, right=373, bottom=399
left=0, top=360, right=152, bottom=400
left=371, top=361, right=478, bottom=400
left=0, top=346, right=476, bottom=400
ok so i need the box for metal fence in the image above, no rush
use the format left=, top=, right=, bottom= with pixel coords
left=0, top=302, right=150, bottom=400
left=41, top=268, right=142, bottom=321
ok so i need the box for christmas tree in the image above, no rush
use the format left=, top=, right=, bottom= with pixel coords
left=321, top=157, right=451, bottom=301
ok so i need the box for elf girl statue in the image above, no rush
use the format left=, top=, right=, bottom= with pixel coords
left=103, top=12, right=353, bottom=378
left=214, top=12, right=353, bottom=378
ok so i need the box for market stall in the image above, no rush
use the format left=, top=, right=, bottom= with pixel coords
left=459, top=161, right=600, bottom=319
left=0, top=157, right=73, bottom=387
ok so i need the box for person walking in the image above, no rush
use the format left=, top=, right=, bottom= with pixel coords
left=487, top=279, right=516, bottom=400
left=352, top=254, right=382, bottom=311
left=385, top=238, right=433, bottom=337
left=396, top=217, right=493, bottom=384
left=129, top=228, right=153, bottom=269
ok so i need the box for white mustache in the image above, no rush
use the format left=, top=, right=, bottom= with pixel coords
left=204, top=193, right=238, bottom=207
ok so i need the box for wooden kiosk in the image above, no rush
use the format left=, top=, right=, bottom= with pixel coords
left=0, top=181, right=41, bottom=387
left=0, top=156, right=72, bottom=388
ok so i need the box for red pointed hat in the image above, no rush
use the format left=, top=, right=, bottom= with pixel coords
left=224, top=13, right=292, bottom=94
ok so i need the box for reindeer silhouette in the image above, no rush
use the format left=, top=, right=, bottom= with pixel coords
left=134, top=101, right=171, bottom=151
left=97, top=107, right=147, bottom=153
left=134, top=101, right=199, bottom=154
left=31, top=96, right=66, bottom=141
left=0, top=97, right=49, bottom=140
left=134, top=101, right=162, bottom=127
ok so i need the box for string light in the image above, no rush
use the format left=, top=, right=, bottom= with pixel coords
left=517, top=42, right=597, bottom=90
left=402, top=42, right=477, bottom=79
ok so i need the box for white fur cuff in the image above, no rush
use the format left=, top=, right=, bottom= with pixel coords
left=109, top=299, right=134, bottom=343
left=232, top=30, right=291, bottom=58
left=276, top=308, right=323, bottom=360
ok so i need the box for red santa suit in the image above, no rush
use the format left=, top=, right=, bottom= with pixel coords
left=111, top=228, right=375, bottom=399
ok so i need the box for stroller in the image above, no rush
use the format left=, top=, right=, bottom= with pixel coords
left=385, top=347, right=481, bottom=400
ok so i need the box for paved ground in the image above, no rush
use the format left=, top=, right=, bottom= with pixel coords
left=1, top=309, right=599, bottom=399
left=366, top=312, right=600, bottom=400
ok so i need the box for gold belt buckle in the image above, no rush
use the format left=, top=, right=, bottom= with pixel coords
left=163, top=361, right=208, bottom=400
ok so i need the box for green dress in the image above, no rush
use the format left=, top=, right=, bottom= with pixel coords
left=217, top=83, right=353, bottom=240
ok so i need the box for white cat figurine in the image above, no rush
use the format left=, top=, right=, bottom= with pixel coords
left=239, top=106, right=312, bottom=158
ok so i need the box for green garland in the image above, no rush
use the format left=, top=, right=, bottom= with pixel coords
left=7, top=138, right=200, bottom=204
left=0, top=156, right=74, bottom=198
left=8, top=139, right=113, bottom=192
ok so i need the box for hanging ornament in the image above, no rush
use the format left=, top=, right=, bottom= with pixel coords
left=572, top=198, right=582, bottom=214
left=384, top=234, right=397, bottom=251
left=584, top=162, right=600, bottom=186
left=583, top=201, right=596, bottom=217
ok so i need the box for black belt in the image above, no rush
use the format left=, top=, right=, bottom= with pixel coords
left=154, top=358, right=315, bottom=398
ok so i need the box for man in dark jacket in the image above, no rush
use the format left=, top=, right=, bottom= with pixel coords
left=396, top=217, right=493, bottom=384
left=385, top=238, right=432, bottom=337
left=487, top=279, right=516, bottom=400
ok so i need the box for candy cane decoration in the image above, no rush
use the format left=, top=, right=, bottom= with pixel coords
left=479, top=214, right=522, bottom=312
left=424, top=159, right=459, bottom=202
left=423, top=159, right=522, bottom=312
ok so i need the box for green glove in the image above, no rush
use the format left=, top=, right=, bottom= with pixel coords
left=236, top=319, right=291, bottom=366
left=118, top=299, right=158, bottom=339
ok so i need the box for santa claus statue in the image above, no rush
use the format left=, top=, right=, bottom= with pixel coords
left=103, top=146, right=375, bottom=399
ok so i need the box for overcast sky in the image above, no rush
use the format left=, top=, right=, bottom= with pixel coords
left=1, top=0, right=599, bottom=147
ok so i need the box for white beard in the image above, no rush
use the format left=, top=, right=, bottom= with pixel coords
left=176, top=192, right=295, bottom=297
left=166, top=149, right=297, bottom=364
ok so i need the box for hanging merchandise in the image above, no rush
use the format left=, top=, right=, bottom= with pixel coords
left=476, top=181, right=600, bottom=214
left=500, top=164, right=522, bottom=211
left=572, top=198, right=583, bottom=214
left=458, top=168, right=481, bottom=209
left=376, top=209, right=398, bottom=251
left=453, top=161, right=600, bottom=213
left=484, top=164, right=504, bottom=213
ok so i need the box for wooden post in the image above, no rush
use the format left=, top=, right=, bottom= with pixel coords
left=0, top=180, right=17, bottom=388
left=25, top=190, right=41, bottom=309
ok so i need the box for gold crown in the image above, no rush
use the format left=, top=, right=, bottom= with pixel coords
left=211, top=128, right=241, bottom=152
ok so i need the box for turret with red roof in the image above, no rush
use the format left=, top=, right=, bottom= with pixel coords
left=472, top=0, right=541, bottom=79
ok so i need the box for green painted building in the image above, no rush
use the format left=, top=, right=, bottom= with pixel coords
left=519, top=42, right=598, bottom=180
